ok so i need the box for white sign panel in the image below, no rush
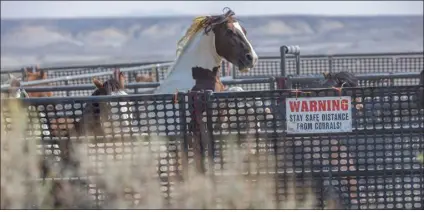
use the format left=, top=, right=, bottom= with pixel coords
left=286, top=96, right=352, bottom=134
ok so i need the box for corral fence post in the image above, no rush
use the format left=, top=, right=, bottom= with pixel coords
left=65, top=80, right=70, bottom=96
left=269, top=77, right=276, bottom=90
left=155, top=64, right=160, bottom=82
left=232, top=62, right=236, bottom=79
left=177, top=91, right=190, bottom=180
left=221, top=60, right=226, bottom=77
left=204, top=90, right=216, bottom=177
left=280, top=45, right=301, bottom=77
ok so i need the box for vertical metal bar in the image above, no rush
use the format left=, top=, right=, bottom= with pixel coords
left=204, top=90, right=215, bottom=177
left=178, top=92, right=189, bottom=180
left=155, top=64, right=160, bottom=82
left=232, top=63, right=236, bottom=79
left=295, top=53, right=301, bottom=75
left=65, top=80, right=70, bottom=96
left=221, top=60, right=226, bottom=77
left=20, top=68, right=26, bottom=82
left=280, top=46, right=286, bottom=77
left=269, top=77, right=276, bottom=90
left=271, top=90, right=281, bottom=207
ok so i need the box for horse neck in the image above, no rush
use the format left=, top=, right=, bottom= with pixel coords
left=179, top=31, right=222, bottom=70
left=154, top=31, right=222, bottom=94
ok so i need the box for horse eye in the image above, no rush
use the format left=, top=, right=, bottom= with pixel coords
left=226, top=28, right=234, bottom=34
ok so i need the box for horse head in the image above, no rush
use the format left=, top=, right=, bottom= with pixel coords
left=155, top=7, right=257, bottom=94
left=77, top=69, right=133, bottom=136
left=205, top=7, right=258, bottom=72
left=7, top=74, right=29, bottom=98
left=21, top=65, right=53, bottom=97
left=92, top=69, right=127, bottom=96
left=135, top=71, right=156, bottom=83
left=23, top=65, right=47, bottom=81
left=322, top=71, right=359, bottom=88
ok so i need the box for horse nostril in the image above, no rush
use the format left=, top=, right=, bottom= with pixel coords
left=245, top=53, right=253, bottom=62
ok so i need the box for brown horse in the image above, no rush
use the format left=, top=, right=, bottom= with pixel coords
left=48, top=69, right=128, bottom=138
left=22, top=65, right=54, bottom=97
left=42, top=69, right=129, bottom=208
left=135, top=71, right=156, bottom=83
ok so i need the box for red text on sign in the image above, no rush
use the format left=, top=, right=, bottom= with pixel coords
left=289, top=99, right=349, bottom=112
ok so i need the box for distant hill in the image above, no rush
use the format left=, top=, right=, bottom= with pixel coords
left=1, top=15, right=423, bottom=69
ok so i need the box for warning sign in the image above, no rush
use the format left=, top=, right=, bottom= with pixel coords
left=286, top=96, right=353, bottom=134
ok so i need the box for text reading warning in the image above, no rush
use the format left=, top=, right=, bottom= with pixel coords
left=285, top=96, right=353, bottom=134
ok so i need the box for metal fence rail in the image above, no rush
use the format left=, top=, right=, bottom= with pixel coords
left=2, top=52, right=422, bottom=86
left=221, top=52, right=424, bottom=79
left=2, top=71, right=421, bottom=98
left=1, top=78, right=276, bottom=97
left=1, top=85, right=423, bottom=209
left=273, top=52, right=423, bottom=78
left=280, top=72, right=422, bottom=89
left=3, top=71, right=421, bottom=97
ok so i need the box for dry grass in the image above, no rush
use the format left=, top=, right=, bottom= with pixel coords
left=1, top=100, right=319, bottom=209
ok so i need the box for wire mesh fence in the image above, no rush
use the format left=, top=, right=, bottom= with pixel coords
left=281, top=72, right=422, bottom=90
left=233, top=52, right=423, bottom=79
left=1, top=85, right=423, bottom=209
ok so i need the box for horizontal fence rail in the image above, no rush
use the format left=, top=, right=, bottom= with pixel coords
left=2, top=52, right=422, bottom=86
left=282, top=71, right=422, bottom=89
left=2, top=71, right=421, bottom=97
left=0, top=60, right=170, bottom=85
left=1, top=85, right=423, bottom=209
left=0, top=62, right=173, bottom=89
left=233, top=52, right=423, bottom=78
left=1, top=78, right=276, bottom=97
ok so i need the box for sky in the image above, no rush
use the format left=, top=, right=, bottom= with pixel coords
left=1, top=1, right=423, bottom=18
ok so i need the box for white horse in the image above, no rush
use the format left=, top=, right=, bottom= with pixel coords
left=154, top=8, right=258, bottom=94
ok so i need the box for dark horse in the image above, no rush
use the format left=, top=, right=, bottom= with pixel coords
left=37, top=69, right=130, bottom=209
left=56, top=69, right=129, bottom=166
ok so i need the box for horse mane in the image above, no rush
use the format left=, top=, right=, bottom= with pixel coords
left=176, top=7, right=236, bottom=58
left=176, top=16, right=209, bottom=58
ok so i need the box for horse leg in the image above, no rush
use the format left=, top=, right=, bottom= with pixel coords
left=190, top=118, right=205, bottom=175
left=57, top=139, right=80, bottom=175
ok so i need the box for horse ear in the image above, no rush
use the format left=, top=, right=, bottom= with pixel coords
left=9, top=73, right=16, bottom=80
left=9, top=74, right=21, bottom=87
left=39, top=68, right=46, bottom=78
left=113, top=68, right=120, bottom=79
left=118, top=73, right=125, bottom=89
left=323, top=72, right=330, bottom=79
left=93, top=78, right=103, bottom=89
